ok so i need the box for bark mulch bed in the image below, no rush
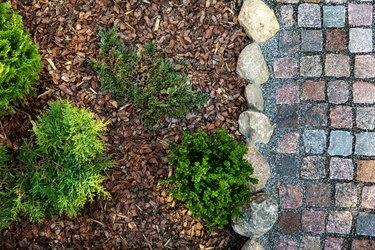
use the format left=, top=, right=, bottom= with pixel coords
left=0, top=0, right=249, bottom=248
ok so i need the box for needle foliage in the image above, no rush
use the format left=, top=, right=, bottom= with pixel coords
left=91, top=27, right=208, bottom=128
left=162, top=129, right=257, bottom=230
left=0, top=100, right=113, bottom=230
left=0, top=2, right=42, bottom=114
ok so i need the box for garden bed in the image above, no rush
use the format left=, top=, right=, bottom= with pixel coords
left=0, top=0, right=249, bottom=248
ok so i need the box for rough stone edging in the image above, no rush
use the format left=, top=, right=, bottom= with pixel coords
left=232, top=0, right=281, bottom=248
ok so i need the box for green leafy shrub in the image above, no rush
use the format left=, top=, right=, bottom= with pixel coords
left=0, top=144, right=21, bottom=229
left=0, top=100, right=113, bottom=229
left=91, top=27, right=208, bottom=128
left=163, top=129, right=257, bottom=230
left=0, top=144, right=12, bottom=189
left=0, top=2, right=42, bottom=114
left=0, top=144, right=10, bottom=167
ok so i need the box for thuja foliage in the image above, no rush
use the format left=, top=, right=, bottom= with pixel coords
left=0, top=2, right=42, bottom=114
left=0, top=144, right=21, bottom=229
left=163, top=129, right=257, bottom=230
left=90, top=27, right=208, bottom=128
left=0, top=100, right=113, bottom=229
left=0, top=144, right=9, bottom=167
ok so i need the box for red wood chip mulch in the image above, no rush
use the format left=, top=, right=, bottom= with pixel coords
left=0, top=0, right=249, bottom=248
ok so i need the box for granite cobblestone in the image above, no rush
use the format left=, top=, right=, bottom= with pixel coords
left=267, top=0, right=375, bottom=246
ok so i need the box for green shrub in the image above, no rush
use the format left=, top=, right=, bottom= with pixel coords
left=91, top=27, right=208, bottom=128
left=0, top=2, right=42, bottom=114
left=0, top=144, right=10, bottom=168
left=0, top=144, right=12, bottom=189
left=0, top=144, right=21, bottom=229
left=162, top=129, right=257, bottom=230
left=0, top=100, right=113, bottom=229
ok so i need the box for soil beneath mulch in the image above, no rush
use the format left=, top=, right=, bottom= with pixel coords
left=0, top=0, right=249, bottom=248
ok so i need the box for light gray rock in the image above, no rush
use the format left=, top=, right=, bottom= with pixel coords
left=355, top=132, right=375, bottom=156
left=237, top=43, right=269, bottom=85
left=245, top=84, right=264, bottom=111
left=232, top=193, right=278, bottom=238
left=244, top=143, right=270, bottom=192
left=242, top=239, right=265, bottom=250
left=238, top=0, right=280, bottom=43
left=238, top=111, right=274, bottom=144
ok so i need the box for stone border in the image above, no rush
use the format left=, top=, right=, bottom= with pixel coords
left=231, top=0, right=281, bottom=248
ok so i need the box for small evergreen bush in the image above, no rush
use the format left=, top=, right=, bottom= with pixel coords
left=0, top=2, right=42, bottom=114
left=0, top=144, right=9, bottom=168
left=163, top=129, right=257, bottom=230
left=0, top=100, right=113, bottom=229
left=91, top=27, right=208, bottom=128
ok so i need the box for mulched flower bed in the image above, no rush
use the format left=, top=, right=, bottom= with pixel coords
left=0, top=0, right=249, bottom=248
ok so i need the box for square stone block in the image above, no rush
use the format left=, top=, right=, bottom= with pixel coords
left=328, top=130, right=353, bottom=156
left=298, top=4, right=321, bottom=28
left=349, top=28, right=373, bottom=53
left=323, top=6, right=346, bottom=28
left=357, top=160, right=375, bottom=183
left=278, top=211, right=302, bottom=234
left=326, top=29, right=347, bottom=52
left=277, top=0, right=299, bottom=3
left=327, top=80, right=349, bottom=104
left=274, top=57, right=299, bottom=78
left=279, top=5, right=295, bottom=28
left=335, top=183, right=358, bottom=208
left=301, top=156, right=326, bottom=179
left=279, top=30, right=300, bottom=54
left=279, top=183, right=303, bottom=209
left=352, top=240, right=375, bottom=250
left=276, top=155, right=300, bottom=177
left=355, top=132, right=375, bottom=156
left=330, top=105, right=353, bottom=129
left=302, top=210, right=326, bottom=233
left=276, top=84, right=300, bottom=104
left=355, top=55, right=375, bottom=78
left=325, top=0, right=347, bottom=3
left=353, top=81, right=375, bottom=104
left=356, top=107, right=375, bottom=130
left=299, top=103, right=328, bottom=127
left=330, top=157, right=354, bottom=180
left=362, top=186, right=375, bottom=209
left=300, top=55, right=322, bottom=77
left=302, top=80, right=325, bottom=101
left=277, top=132, right=300, bottom=154
left=301, top=29, right=323, bottom=51
left=277, top=104, right=299, bottom=128
left=276, top=239, right=299, bottom=250
left=325, top=54, right=350, bottom=78
left=348, top=4, right=373, bottom=26
left=301, top=236, right=321, bottom=250
left=306, top=183, right=332, bottom=207
left=324, top=238, right=345, bottom=250
left=357, top=213, right=375, bottom=237
left=303, top=130, right=326, bottom=154
left=326, top=211, right=352, bottom=234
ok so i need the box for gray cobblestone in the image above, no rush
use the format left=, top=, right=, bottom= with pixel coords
left=355, top=132, right=375, bottom=156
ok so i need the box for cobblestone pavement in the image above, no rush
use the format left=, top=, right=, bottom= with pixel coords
left=263, top=1, right=375, bottom=249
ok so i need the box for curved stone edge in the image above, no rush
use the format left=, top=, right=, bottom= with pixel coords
left=233, top=0, right=280, bottom=245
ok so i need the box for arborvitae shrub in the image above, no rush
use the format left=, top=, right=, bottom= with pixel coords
left=162, top=129, right=257, bottom=230
left=0, top=2, right=42, bottom=114
left=0, top=144, right=9, bottom=168
left=0, top=100, right=113, bottom=229
left=91, top=27, right=208, bottom=128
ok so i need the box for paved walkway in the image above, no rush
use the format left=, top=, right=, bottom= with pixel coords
left=261, top=1, right=375, bottom=249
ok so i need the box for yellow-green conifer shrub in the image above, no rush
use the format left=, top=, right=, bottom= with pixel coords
left=0, top=2, right=42, bottom=114
left=0, top=100, right=113, bottom=229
